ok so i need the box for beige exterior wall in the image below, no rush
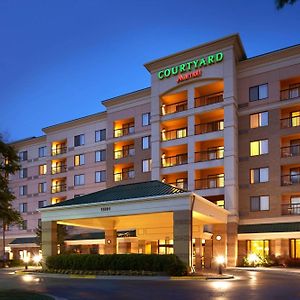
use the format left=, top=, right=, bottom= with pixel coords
left=6, top=34, right=300, bottom=265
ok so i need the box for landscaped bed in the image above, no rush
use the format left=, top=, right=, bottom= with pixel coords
left=45, top=254, right=188, bottom=276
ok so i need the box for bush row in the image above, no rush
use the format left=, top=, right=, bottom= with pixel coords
left=46, top=254, right=187, bottom=276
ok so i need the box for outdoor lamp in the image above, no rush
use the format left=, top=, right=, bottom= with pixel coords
left=33, top=254, right=42, bottom=266
left=216, top=255, right=225, bottom=275
left=23, top=256, right=30, bottom=270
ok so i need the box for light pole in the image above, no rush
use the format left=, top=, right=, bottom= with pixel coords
left=216, top=256, right=225, bottom=275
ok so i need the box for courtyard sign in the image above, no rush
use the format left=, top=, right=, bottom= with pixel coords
left=157, top=51, right=224, bottom=82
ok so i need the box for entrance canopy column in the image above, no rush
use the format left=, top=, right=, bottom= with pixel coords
left=42, top=221, right=57, bottom=259
left=104, top=229, right=117, bottom=254
left=173, top=210, right=192, bottom=269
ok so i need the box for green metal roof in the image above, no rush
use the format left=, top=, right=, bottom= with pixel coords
left=66, top=230, right=136, bottom=241
left=238, top=222, right=300, bottom=234
left=9, top=237, right=38, bottom=245
left=46, top=180, right=185, bottom=208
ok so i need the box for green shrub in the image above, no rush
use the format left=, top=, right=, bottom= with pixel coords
left=46, top=254, right=187, bottom=276
left=285, top=258, right=300, bottom=268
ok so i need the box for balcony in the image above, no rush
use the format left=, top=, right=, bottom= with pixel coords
left=195, top=147, right=224, bottom=162
left=161, top=127, right=187, bottom=141
left=51, top=183, right=67, bottom=194
left=114, top=145, right=135, bottom=159
left=167, top=179, right=188, bottom=191
left=280, top=84, right=300, bottom=101
left=195, top=120, right=224, bottom=135
left=114, top=124, right=135, bottom=138
left=161, top=100, right=188, bottom=116
left=281, top=115, right=300, bottom=129
left=194, top=92, right=223, bottom=108
left=282, top=203, right=300, bottom=215
left=281, top=144, right=300, bottom=158
left=195, top=174, right=224, bottom=190
left=281, top=173, right=300, bottom=186
left=51, top=146, right=67, bottom=156
left=161, top=153, right=188, bottom=168
left=51, top=164, right=67, bottom=175
left=114, top=169, right=135, bottom=182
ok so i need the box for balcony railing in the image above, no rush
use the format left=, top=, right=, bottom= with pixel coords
left=114, top=125, right=135, bottom=138
left=114, top=170, right=135, bottom=182
left=281, top=144, right=300, bottom=158
left=51, top=146, right=67, bottom=156
left=161, top=153, right=188, bottom=168
left=51, top=165, right=67, bottom=175
left=281, top=173, right=300, bottom=186
left=114, top=146, right=135, bottom=159
left=194, top=92, right=223, bottom=107
left=282, top=203, right=300, bottom=215
left=195, top=120, right=224, bottom=135
left=161, top=100, right=188, bottom=115
left=51, top=183, right=67, bottom=194
left=195, top=147, right=224, bottom=162
left=280, top=115, right=300, bottom=128
left=167, top=179, right=188, bottom=191
left=280, top=84, right=300, bottom=101
left=195, top=174, right=225, bottom=190
left=161, top=127, right=187, bottom=141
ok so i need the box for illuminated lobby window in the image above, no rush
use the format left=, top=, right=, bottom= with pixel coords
left=250, top=139, right=268, bottom=156
left=158, top=240, right=174, bottom=255
left=247, top=240, right=270, bottom=257
left=290, top=239, right=300, bottom=259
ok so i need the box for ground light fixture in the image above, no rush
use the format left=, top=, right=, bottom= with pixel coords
left=23, top=256, right=30, bottom=270
left=215, top=255, right=225, bottom=275
left=33, top=254, right=42, bottom=266
left=248, top=253, right=260, bottom=266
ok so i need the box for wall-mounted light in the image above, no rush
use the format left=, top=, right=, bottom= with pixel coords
left=215, top=235, right=222, bottom=241
left=106, top=239, right=111, bottom=245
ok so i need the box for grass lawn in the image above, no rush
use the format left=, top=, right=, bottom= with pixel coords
left=0, top=290, right=54, bottom=300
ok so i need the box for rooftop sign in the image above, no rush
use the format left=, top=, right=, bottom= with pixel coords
left=157, top=51, right=224, bottom=81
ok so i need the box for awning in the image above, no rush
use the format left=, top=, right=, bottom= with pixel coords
left=9, top=237, right=39, bottom=248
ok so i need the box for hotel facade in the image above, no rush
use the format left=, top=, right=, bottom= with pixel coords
left=3, top=34, right=300, bottom=269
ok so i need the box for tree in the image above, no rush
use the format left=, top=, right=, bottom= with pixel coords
left=276, top=0, right=298, bottom=9
left=35, top=223, right=68, bottom=254
left=0, top=136, right=23, bottom=266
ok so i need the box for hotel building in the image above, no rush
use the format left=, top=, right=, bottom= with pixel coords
left=3, top=34, right=300, bottom=269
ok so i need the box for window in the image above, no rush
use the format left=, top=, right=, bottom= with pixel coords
left=74, top=134, right=85, bottom=147
left=290, top=239, right=300, bottom=259
left=142, top=136, right=150, bottom=150
left=19, top=203, right=27, bottom=213
left=39, top=164, right=47, bottom=175
left=19, top=185, right=27, bottom=196
left=19, top=168, right=27, bottom=179
left=95, top=170, right=106, bottom=183
left=142, top=112, right=151, bottom=126
left=38, top=182, right=47, bottom=193
left=247, top=240, right=270, bottom=257
left=74, top=174, right=85, bottom=186
left=95, top=129, right=106, bottom=142
left=250, top=139, right=268, bottom=156
left=142, top=159, right=152, bottom=173
left=250, top=167, right=269, bottom=184
left=38, top=200, right=47, bottom=208
left=250, top=195, right=269, bottom=211
left=95, top=150, right=106, bottom=162
left=74, top=154, right=85, bottom=166
left=19, top=220, right=27, bottom=230
left=250, top=112, right=269, bottom=128
left=38, top=146, right=47, bottom=157
left=19, top=151, right=28, bottom=161
left=249, top=84, right=268, bottom=101
left=291, top=111, right=300, bottom=127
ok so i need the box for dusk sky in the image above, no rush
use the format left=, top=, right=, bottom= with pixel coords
left=1, top=0, right=300, bottom=142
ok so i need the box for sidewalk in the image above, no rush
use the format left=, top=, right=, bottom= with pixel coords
left=231, top=266, right=300, bottom=275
